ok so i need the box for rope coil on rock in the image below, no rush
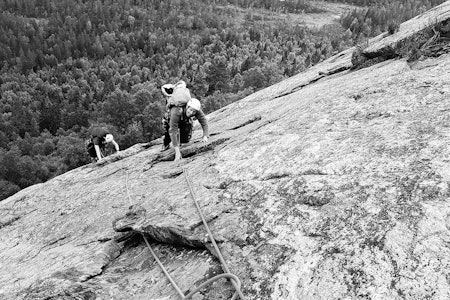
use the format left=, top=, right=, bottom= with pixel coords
left=183, top=167, right=245, bottom=300
left=125, top=169, right=245, bottom=299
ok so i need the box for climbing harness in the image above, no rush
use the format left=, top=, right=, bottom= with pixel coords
left=125, top=169, right=246, bottom=299
left=86, top=138, right=106, bottom=160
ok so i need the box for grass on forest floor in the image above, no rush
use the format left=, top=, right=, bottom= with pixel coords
left=212, top=1, right=359, bottom=29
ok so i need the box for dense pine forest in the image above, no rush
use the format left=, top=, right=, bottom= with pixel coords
left=0, top=0, right=445, bottom=200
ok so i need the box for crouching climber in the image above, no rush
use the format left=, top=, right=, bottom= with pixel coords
left=86, top=128, right=120, bottom=162
left=161, top=93, right=209, bottom=161
left=161, top=80, right=190, bottom=151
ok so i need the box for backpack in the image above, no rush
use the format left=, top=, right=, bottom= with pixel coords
left=167, top=83, right=191, bottom=107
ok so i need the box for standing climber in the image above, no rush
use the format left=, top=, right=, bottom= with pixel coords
left=87, top=127, right=120, bottom=162
left=161, top=82, right=209, bottom=161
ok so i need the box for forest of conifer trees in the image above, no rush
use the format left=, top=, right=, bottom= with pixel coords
left=0, top=0, right=445, bottom=200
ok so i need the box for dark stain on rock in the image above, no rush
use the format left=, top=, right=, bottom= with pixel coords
left=245, top=244, right=294, bottom=299
left=189, top=260, right=229, bottom=298
left=351, top=110, right=392, bottom=121
left=307, top=202, right=394, bottom=252
left=217, top=178, right=240, bottom=190
left=365, top=111, right=392, bottom=120
left=52, top=267, right=84, bottom=282
left=346, top=267, right=373, bottom=298
left=277, top=177, right=334, bottom=207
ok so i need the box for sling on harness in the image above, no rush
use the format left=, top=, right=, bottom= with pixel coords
left=162, top=106, right=194, bottom=147
left=86, top=137, right=106, bottom=159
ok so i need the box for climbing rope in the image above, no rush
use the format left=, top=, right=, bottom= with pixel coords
left=182, top=167, right=245, bottom=300
left=125, top=171, right=133, bottom=206
left=124, top=169, right=245, bottom=299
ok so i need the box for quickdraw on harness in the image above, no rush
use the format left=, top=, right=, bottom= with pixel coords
left=125, top=168, right=245, bottom=299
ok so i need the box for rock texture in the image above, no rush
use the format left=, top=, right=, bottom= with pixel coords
left=2, top=3, right=450, bottom=300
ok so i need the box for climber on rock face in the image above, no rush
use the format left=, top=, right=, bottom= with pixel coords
left=161, top=82, right=209, bottom=161
left=86, top=128, right=120, bottom=162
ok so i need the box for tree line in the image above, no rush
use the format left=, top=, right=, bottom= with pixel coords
left=339, top=0, right=446, bottom=41
left=0, top=0, right=444, bottom=200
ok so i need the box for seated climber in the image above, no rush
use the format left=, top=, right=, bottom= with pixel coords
left=87, top=128, right=120, bottom=162
left=161, top=94, right=209, bottom=161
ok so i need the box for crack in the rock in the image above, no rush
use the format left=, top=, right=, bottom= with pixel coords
left=156, top=137, right=230, bottom=162
left=79, top=239, right=128, bottom=283
left=55, top=167, right=132, bottom=186
left=261, top=172, right=292, bottom=180
left=114, top=231, right=136, bottom=243
left=188, top=214, right=220, bottom=231
left=273, top=85, right=304, bottom=99
left=80, top=265, right=107, bottom=282
left=273, top=71, right=338, bottom=100
left=229, top=115, right=262, bottom=130
left=161, top=170, right=183, bottom=179
left=182, top=138, right=229, bottom=158
left=319, top=66, right=351, bottom=76
left=247, top=120, right=274, bottom=135
left=208, top=132, right=222, bottom=137
left=0, top=215, right=20, bottom=229
left=142, top=161, right=156, bottom=172
left=47, top=235, right=69, bottom=247
left=21, top=235, right=71, bottom=263
left=22, top=246, right=45, bottom=263
left=137, top=225, right=206, bottom=248
left=300, top=169, right=331, bottom=176
left=75, top=237, right=112, bottom=247
left=113, top=206, right=209, bottom=249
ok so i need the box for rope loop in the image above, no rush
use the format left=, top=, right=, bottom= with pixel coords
left=125, top=168, right=246, bottom=299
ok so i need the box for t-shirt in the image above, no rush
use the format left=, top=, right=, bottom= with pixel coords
left=168, top=108, right=209, bottom=147
left=91, top=128, right=109, bottom=146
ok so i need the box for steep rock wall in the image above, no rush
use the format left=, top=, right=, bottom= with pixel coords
left=1, top=2, right=450, bottom=300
